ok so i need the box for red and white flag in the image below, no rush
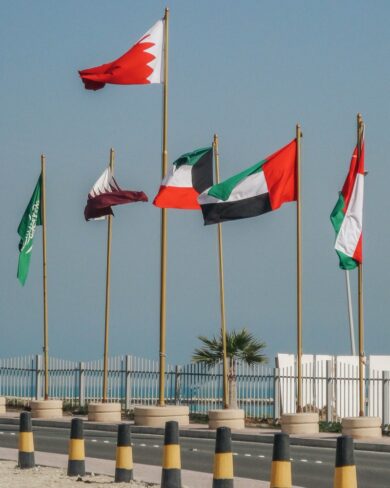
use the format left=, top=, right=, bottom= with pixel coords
left=84, top=167, right=148, bottom=221
left=79, top=19, right=164, bottom=90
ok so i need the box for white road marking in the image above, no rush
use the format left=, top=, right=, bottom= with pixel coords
left=258, top=455, right=265, bottom=458
left=140, top=443, right=146, bottom=447
left=103, top=440, right=109, bottom=444
left=10, top=433, right=15, bottom=436
left=233, top=452, right=238, bottom=456
left=153, top=445, right=160, bottom=448
left=300, top=459, right=308, bottom=463
left=191, top=448, right=198, bottom=452
left=244, top=453, right=251, bottom=457
left=315, top=460, right=323, bottom=464
left=91, top=439, right=97, bottom=442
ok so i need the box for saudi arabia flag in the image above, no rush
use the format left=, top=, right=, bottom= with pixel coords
left=198, top=139, right=297, bottom=225
left=330, top=138, right=365, bottom=270
left=153, top=147, right=213, bottom=209
left=17, top=175, right=42, bottom=285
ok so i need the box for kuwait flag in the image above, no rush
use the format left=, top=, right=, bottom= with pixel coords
left=79, top=19, right=164, bottom=90
left=84, top=167, right=148, bottom=221
left=330, top=137, right=365, bottom=270
left=198, top=139, right=297, bottom=225
left=153, top=147, right=213, bottom=209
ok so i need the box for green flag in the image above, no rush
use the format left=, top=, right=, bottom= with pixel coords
left=17, top=175, right=42, bottom=285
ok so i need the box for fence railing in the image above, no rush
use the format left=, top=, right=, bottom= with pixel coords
left=0, top=354, right=389, bottom=426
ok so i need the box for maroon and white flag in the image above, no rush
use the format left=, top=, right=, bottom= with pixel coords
left=84, top=167, right=148, bottom=221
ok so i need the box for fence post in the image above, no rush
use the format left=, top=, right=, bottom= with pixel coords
left=382, top=371, right=390, bottom=427
left=273, top=367, right=281, bottom=420
left=174, top=365, right=181, bottom=405
left=125, top=355, right=132, bottom=411
left=326, top=360, right=333, bottom=422
left=79, top=362, right=85, bottom=407
left=35, top=355, right=43, bottom=400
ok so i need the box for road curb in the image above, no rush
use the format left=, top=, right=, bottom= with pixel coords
left=0, top=416, right=389, bottom=453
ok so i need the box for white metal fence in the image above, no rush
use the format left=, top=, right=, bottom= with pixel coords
left=0, top=354, right=389, bottom=426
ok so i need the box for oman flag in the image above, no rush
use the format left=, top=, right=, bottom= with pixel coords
left=79, top=19, right=164, bottom=90
left=198, top=139, right=297, bottom=225
left=330, top=138, right=365, bottom=270
left=153, top=147, right=213, bottom=209
left=84, top=167, right=148, bottom=221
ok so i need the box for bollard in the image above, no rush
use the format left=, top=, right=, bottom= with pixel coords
left=270, top=433, right=292, bottom=488
left=213, top=426, right=234, bottom=488
left=115, top=424, right=133, bottom=482
left=67, top=418, right=86, bottom=477
left=18, top=411, right=35, bottom=469
left=161, top=421, right=181, bottom=488
left=334, top=435, right=357, bottom=488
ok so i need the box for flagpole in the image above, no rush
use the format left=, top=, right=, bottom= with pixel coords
left=357, top=113, right=365, bottom=417
left=158, top=7, right=169, bottom=407
left=296, top=124, right=303, bottom=413
left=213, top=134, right=229, bottom=409
left=345, top=270, right=356, bottom=355
left=41, top=154, right=49, bottom=401
left=102, top=148, right=115, bottom=403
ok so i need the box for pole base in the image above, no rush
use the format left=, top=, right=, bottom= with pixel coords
left=208, top=409, right=245, bottom=429
left=134, top=405, right=189, bottom=427
left=30, top=400, right=63, bottom=419
left=341, top=416, right=382, bottom=439
left=0, top=397, right=5, bottom=414
left=281, top=412, right=319, bottom=434
left=87, top=402, right=121, bottom=422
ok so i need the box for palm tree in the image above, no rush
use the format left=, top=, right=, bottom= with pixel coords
left=192, top=328, right=267, bottom=409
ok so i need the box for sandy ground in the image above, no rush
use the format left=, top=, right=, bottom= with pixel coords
left=0, top=461, right=158, bottom=488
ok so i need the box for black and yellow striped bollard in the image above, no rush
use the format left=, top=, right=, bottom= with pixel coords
left=161, top=420, right=181, bottom=488
left=18, top=411, right=35, bottom=469
left=67, top=418, right=86, bottom=477
left=213, top=426, right=234, bottom=488
left=334, top=435, right=357, bottom=488
left=270, top=433, right=292, bottom=488
left=115, top=423, right=133, bottom=482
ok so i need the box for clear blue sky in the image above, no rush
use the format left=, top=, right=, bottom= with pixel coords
left=1, top=0, right=389, bottom=365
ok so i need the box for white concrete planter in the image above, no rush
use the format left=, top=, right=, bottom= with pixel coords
left=88, top=402, right=121, bottom=422
left=30, top=399, right=63, bottom=419
left=134, top=405, right=189, bottom=427
left=0, top=397, right=5, bottom=414
left=281, top=412, right=319, bottom=434
left=208, top=408, right=245, bottom=429
left=342, top=416, right=382, bottom=439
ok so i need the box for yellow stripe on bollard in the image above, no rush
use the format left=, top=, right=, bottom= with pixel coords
left=68, top=438, right=85, bottom=460
left=18, top=432, right=34, bottom=453
left=116, top=446, right=133, bottom=470
left=162, top=444, right=181, bottom=469
left=270, top=460, right=292, bottom=487
left=334, top=466, right=357, bottom=488
left=213, top=452, right=234, bottom=479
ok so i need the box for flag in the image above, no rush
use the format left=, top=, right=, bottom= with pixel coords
left=79, top=20, right=164, bottom=90
left=17, top=175, right=42, bottom=285
left=153, top=147, right=213, bottom=209
left=198, top=139, right=297, bottom=225
left=84, top=167, right=148, bottom=221
left=330, top=137, right=365, bottom=270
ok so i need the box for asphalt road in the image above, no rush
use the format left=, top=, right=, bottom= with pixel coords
left=0, top=423, right=388, bottom=487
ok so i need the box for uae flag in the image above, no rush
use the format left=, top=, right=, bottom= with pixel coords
left=330, top=137, right=365, bottom=270
left=198, top=139, right=297, bottom=225
left=153, top=147, right=213, bottom=210
left=79, top=19, right=164, bottom=90
left=84, top=167, right=148, bottom=221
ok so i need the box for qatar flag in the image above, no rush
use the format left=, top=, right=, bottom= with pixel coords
left=79, top=19, right=164, bottom=90
left=84, top=167, right=148, bottom=221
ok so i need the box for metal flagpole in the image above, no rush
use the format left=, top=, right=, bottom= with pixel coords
left=102, top=148, right=115, bottom=403
left=357, top=113, right=365, bottom=417
left=345, top=270, right=356, bottom=355
left=213, top=134, right=229, bottom=409
left=41, top=154, right=49, bottom=400
left=296, top=124, right=303, bottom=413
left=158, top=7, right=169, bottom=407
